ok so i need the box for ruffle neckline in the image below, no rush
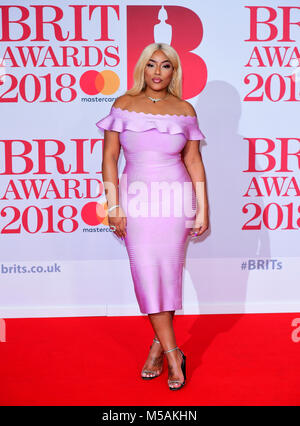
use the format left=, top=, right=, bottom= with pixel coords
left=111, top=106, right=197, bottom=120
left=96, top=106, right=205, bottom=140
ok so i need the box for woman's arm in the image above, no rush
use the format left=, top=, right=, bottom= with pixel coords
left=179, top=100, right=209, bottom=236
left=181, top=140, right=209, bottom=236
left=102, top=128, right=127, bottom=239
left=102, top=129, right=120, bottom=209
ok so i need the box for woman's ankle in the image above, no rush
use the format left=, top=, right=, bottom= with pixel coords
left=165, top=348, right=182, bottom=363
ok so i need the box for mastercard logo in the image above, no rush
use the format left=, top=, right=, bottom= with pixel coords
left=79, top=70, right=120, bottom=95
left=81, top=201, right=111, bottom=226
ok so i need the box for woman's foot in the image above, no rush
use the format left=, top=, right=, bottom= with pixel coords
left=165, top=348, right=185, bottom=389
left=141, top=338, right=164, bottom=379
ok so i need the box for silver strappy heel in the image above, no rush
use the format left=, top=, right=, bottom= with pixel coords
left=141, top=337, right=164, bottom=380
left=163, top=346, right=186, bottom=390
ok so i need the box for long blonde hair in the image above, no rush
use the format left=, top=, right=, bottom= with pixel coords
left=125, top=43, right=182, bottom=99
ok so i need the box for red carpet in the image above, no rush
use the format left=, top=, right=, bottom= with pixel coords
left=1, top=313, right=300, bottom=406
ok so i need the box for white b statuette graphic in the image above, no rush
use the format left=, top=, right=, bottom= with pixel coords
left=154, top=6, right=172, bottom=45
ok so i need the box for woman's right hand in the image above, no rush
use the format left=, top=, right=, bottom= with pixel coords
left=107, top=206, right=127, bottom=239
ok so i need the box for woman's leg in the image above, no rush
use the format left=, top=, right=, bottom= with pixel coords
left=147, top=311, right=184, bottom=389
left=153, top=311, right=175, bottom=340
left=141, top=311, right=175, bottom=378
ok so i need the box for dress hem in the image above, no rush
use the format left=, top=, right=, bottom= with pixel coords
left=140, top=304, right=182, bottom=315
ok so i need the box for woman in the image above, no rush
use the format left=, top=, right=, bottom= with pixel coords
left=96, top=43, right=209, bottom=390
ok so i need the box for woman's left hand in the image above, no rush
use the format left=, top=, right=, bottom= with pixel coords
left=189, top=210, right=209, bottom=237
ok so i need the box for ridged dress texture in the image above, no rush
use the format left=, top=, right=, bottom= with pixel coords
left=96, top=106, right=205, bottom=314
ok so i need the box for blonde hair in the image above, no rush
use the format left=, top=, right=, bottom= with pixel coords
left=125, top=43, right=182, bottom=99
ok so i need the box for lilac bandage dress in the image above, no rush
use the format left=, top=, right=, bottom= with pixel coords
left=96, top=106, right=205, bottom=314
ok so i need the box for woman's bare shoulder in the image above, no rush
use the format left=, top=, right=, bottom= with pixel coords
left=112, top=94, right=134, bottom=110
left=168, top=97, right=197, bottom=116
left=179, top=100, right=197, bottom=117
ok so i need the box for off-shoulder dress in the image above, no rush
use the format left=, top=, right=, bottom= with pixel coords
left=96, top=106, right=205, bottom=314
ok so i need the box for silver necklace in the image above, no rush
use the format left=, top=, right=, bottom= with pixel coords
left=146, top=93, right=169, bottom=103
